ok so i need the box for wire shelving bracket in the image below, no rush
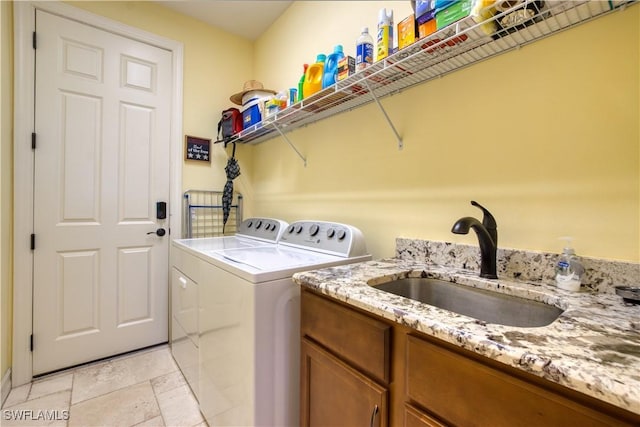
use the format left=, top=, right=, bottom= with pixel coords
left=273, top=122, right=307, bottom=167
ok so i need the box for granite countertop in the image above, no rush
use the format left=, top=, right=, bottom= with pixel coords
left=292, top=258, right=640, bottom=415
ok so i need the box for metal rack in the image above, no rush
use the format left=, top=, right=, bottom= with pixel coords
left=233, top=0, right=635, bottom=156
left=183, top=190, right=243, bottom=238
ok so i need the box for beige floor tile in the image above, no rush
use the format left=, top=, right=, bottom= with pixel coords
left=133, top=415, right=165, bottom=426
left=1, top=390, right=71, bottom=427
left=156, top=384, right=203, bottom=427
left=29, top=373, right=73, bottom=401
left=68, top=381, right=159, bottom=427
left=2, top=384, right=31, bottom=408
left=150, top=371, right=186, bottom=395
left=72, top=347, right=178, bottom=404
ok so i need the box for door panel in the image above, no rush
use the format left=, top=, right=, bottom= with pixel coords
left=58, top=250, right=100, bottom=337
left=118, top=246, right=152, bottom=325
left=33, top=10, right=171, bottom=375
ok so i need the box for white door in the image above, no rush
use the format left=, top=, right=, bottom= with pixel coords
left=32, top=10, right=172, bottom=375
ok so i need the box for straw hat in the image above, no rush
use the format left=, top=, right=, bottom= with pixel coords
left=230, top=80, right=276, bottom=105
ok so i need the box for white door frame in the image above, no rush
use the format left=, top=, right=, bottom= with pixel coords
left=13, top=1, right=184, bottom=386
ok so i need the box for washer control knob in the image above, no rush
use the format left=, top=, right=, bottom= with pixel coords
left=295, top=225, right=303, bottom=234
left=309, top=224, right=320, bottom=236
left=247, top=221, right=253, bottom=229
left=337, top=230, right=347, bottom=241
left=327, top=228, right=336, bottom=238
left=256, top=220, right=263, bottom=229
left=288, top=225, right=296, bottom=233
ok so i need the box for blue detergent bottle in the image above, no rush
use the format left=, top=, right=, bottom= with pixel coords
left=322, top=45, right=345, bottom=89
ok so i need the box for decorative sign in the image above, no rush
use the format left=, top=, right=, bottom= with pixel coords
left=185, top=135, right=211, bottom=162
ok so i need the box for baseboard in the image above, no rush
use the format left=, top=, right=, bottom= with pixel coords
left=1, top=368, right=10, bottom=407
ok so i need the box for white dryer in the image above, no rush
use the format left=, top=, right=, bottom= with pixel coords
left=170, top=217, right=288, bottom=401
left=174, top=220, right=370, bottom=427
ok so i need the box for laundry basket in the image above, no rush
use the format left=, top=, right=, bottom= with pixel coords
left=183, top=190, right=243, bottom=238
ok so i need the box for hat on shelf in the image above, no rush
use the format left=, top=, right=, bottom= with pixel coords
left=230, top=80, right=276, bottom=105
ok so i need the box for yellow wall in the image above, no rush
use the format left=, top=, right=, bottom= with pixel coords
left=67, top=1, right=255, bottom=199
left=1, top=0, right=14, bottom=382
left=243, top=3, right=640, bottom=262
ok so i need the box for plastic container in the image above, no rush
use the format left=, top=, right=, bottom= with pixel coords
left=242, top=98, right=263, bottom=129
left=376, top=8, right=394, bottom=62
left=555, top=237, right=585, bottom=292
left=298, top=64, right=308, bottom=102
left=302, top=54, right=326, bottom=99
left=322, top=45, right=345, bottom=89
left=356, top=27, right=374, bottom=71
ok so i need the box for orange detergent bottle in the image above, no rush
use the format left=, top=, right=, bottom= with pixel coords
left=302, top=54, right=326, bottom=99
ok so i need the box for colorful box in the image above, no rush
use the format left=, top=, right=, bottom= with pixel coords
left=337, top=56, right=355, bottom=81
left=434, top=0, right=457, bottom=11
left=398, top=14, right=417, bottom=50
left=436, top=0, right=473, bottom=30
left=418, top=19, right=437, bottom=38
left=416, top=0, right=435, bottom=17
left=416, top=8, right=437, bottom=25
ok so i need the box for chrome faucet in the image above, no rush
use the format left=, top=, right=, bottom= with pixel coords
left=451, top=201, right=498, bottom=279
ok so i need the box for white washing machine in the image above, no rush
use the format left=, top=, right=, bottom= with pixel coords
left=174, top=220, right=370, bottom=427
left=170, top=217, right=288, bottom=401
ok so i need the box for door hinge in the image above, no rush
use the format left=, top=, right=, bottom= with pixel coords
left=30, top=334, right=34, bottom=352
left=32, top=31, right=37, bottom=50
left=31, top=132, right=36, bottom=150
left=30, top=234, right=35, bottom=250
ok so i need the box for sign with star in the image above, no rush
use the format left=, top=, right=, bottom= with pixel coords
left=185, top=135, right=211, bottom=163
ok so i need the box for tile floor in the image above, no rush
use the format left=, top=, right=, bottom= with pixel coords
left=1, top=345, right=206, bottom=427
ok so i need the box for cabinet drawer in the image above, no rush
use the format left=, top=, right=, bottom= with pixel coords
left=301, top=290, right=390, bottom=383
left=406, top=334, right=629, bottom=427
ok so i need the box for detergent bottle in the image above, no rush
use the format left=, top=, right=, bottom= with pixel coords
left=302, top=54, right=326, bottom=98
left=376, top=8, right=394, bottom=62
left=298, top=63, right=308, bottom=101
left=322, top=45, right=345, bottom=89
left=356, top=27, right=374, bottom=71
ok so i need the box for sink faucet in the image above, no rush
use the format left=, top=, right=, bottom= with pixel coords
left=451, top=201, right=498, bottom=279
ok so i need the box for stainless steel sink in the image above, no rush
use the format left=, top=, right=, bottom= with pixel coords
left=372, top=278, right=563, bottom=327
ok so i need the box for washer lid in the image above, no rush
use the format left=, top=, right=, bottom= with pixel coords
left=219, top=245, right=340, bottom=272
left=172, top=236, right=273, bottom=253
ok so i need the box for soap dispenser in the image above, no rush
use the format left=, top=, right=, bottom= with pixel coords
left=555, top=237, right=585, bottom=292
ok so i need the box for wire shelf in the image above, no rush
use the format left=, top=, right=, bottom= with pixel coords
left=233, top=0, right=635, bottom=146
left=183, top=190, right=243, bottom=238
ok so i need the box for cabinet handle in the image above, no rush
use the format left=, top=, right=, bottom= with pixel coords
left=369, top=404, right=379, bottom=427
left=178, top=277, right=187, bottom=289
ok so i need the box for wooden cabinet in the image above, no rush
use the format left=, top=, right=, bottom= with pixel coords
left=300, top=289, right=640, bottom=427
left=403, top=404, right=446, bottom=427
left=301, top=339, right=387, bottom=427
left=301, top=290, right=390, bottom=427
left=406, top=334, right=629, bottom=427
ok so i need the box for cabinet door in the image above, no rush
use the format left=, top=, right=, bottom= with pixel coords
left=404, top=403, right=447, bottom=427
left=301, top=339, right=388, bottom=427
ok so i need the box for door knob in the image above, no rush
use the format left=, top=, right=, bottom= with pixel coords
left=147, top=228, right=166, bottom=237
